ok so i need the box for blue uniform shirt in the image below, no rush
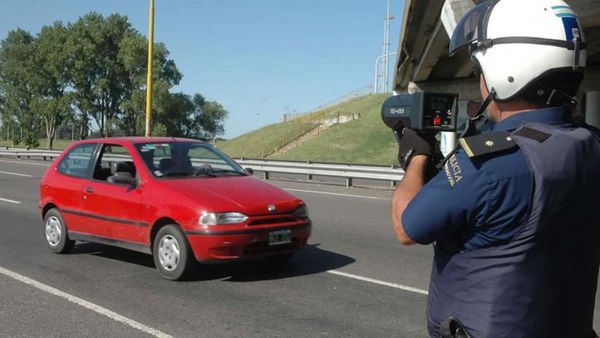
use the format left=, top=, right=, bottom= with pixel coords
left=402, top=107, right=573, bottom=250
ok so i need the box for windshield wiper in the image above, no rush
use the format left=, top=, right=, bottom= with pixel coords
left=210, top=169, right=245, bottom=176
left=193, top=170, right=217, bottom=177
left=161, top=171, right=194, bottom=177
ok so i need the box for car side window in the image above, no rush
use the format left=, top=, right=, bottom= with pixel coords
left=57, top=144, right=97, bottom=178
left=93, top=144, right=137, bottom=183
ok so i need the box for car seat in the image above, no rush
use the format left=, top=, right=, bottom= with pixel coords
left=115, top=161, right=136, bottom=177
left=158, top=158, right=174, bottom=172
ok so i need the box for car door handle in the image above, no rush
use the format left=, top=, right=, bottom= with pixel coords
left=85, top=187, right=94, bottom=193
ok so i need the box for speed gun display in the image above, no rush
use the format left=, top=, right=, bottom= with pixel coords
left=381, top=92, right=459, bottom=132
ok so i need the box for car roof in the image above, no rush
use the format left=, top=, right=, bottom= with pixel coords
left=73, top=137, right=205, bottom=145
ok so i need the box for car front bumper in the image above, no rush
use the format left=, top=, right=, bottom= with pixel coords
left=185, top=221, right=311, bottom=261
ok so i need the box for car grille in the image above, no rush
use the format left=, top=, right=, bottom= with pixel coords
left=248, top=216, right=297, bottom=226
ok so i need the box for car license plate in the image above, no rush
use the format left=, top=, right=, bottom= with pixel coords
left=269, top=229, right=292, bottom=245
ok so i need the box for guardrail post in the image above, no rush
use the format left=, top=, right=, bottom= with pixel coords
left=346, top=177, right=353, bottom=187
left=307, top=174, right=312, bottom=181
left=263, top=171, right=270, bottom=180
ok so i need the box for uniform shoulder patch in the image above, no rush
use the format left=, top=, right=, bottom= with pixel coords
left=459, top=131, right=517, bottom=158
left=444, top=154, right=464, bottom=187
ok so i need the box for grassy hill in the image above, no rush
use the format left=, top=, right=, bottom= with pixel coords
left=215, top=120, right=316, bottom=159
left=217, top=93, right=399, bottom=165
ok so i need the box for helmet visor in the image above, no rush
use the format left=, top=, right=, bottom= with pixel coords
left=449, top=1, right=494, bottom=56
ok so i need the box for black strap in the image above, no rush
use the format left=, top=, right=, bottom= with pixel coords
left=512, top=127, right=552, bottom=143
left=476, top=37, right=587, bottom=51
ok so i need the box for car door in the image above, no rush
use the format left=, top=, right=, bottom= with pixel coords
left=53, top=143, right=99, bottom=235
left=82, top=143, right=146, bottom=244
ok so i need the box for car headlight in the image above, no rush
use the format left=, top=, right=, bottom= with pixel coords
left=199, top=211, right=248, bottom=226
left=293, top=205, right=309, bottom=218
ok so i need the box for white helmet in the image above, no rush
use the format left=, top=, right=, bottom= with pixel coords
left=449, top=0, right=586, bottom=103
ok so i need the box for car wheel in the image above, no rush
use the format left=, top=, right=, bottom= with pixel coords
left=44, top=208, right=75, bottom=254
left=153, top=225, right=194, bottom=280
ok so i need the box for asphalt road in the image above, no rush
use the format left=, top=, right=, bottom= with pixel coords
left=0, top=158, right=598, bottom=337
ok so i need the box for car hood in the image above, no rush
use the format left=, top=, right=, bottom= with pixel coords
left=155, top=176, right=302, bottom=215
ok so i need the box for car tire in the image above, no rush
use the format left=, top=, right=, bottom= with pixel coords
left=44, top=208, right=75, bottom=254
left=153, top=224, right=194, bottom=281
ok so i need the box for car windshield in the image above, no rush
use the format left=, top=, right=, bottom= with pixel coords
left=135, top=142, right=246, bottom=179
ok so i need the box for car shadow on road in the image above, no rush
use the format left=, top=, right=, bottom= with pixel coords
left=70, top=242, right=156, bottom=268
left=69, top=242, right=355, bottom=282
left=188, top=243, right=356, bottom=282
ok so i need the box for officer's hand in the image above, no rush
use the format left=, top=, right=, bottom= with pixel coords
left=397, top=128, right=437, bottom=170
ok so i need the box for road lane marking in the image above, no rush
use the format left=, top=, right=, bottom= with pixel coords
left=0, top=170, right=32, bottom=177
left=0, top=159, right=50, bottom=167
left=0, top=266, right=173, bottom=338
left=285, top=188, right=389, bottom=201
left=327, top=270, right=429, bottom=295
left=0, top=197, right=22, bottom=204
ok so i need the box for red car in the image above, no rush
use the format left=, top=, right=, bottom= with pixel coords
left=39, top=137, right=311, bottom=280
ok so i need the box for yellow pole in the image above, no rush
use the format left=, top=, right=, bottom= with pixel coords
left=144, top=0, right=155, bottom=137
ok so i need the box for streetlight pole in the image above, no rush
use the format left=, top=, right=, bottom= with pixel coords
left=144, top=0, right=155, bottom=137
left=383, top=0, right=394, bottom=93
left=374, top=52, right=397, bottom=94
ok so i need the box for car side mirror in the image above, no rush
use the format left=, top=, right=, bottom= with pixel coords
left=107, top=172, right=136, bottom=185
left=244, top=167, right=254, bottom=175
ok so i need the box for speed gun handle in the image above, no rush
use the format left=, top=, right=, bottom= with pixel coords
left=393, top=129, right=402, bottom=145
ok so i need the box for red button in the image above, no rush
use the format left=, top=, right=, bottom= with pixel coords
left=433, top=117, right=442, bottom=126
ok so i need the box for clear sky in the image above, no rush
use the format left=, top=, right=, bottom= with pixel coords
left=0, top=0, right=404, bottom=138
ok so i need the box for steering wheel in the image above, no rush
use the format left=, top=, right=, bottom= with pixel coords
left=194, top=163, right=213, bottom=176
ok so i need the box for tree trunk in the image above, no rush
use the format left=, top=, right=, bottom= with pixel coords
left=47, top=134, right=54, bottom=150
left=126, top=111, right=137, bottom=136
left=44, top=116, right=56, bottom=150
left=79, top=113, right=88, bottom=140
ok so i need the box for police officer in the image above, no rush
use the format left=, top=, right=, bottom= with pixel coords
left=391, top=0, right=600, bottom=337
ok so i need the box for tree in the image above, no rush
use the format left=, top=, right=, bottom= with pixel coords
left=158, top=92, right=195, bottom=137
left=67, top=13, right=181, bottom=137
left=32, top=22, right=73, bottom=149
left=159, top=93, right=228, bottom=140
left=118, top=32, right=181, bottom=136
left=66, top=13, right=102, bottom=140
left=194, top=94, right=228, bottom=140
left=0, top=12, right=229, bottom=143
left=68, top=13, right=130, bottom=137
left=0, top=29, right=40, bottom=147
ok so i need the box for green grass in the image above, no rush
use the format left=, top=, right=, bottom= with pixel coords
left=272, top=94, right=398, bottom=165
left=215, top=120, right=316, bottom=159
left=216, top=93, right=399, bottom=165
left=0, top=138, right=73, bottom=150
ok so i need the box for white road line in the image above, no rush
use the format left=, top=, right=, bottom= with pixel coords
left=0, top=197, right=21, bottom=204
left=327, top=270, right=429, bottom=295
left=0, top=266, right=173, bottom=338
left=0, top=159, right=50, bottom=167
left=285, top=188, right=389, bottom=201
left=0, top=170, right=32, bottom=177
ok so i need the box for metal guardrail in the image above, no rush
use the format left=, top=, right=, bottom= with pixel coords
left=0, top=148, right=62, bottom=161
left=0, top=148, right=405, bottom=187
left=236, top=159, right=404, bottom=187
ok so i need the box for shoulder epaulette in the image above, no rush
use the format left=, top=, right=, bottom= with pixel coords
left=459, top=131, right=517, bottom=158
